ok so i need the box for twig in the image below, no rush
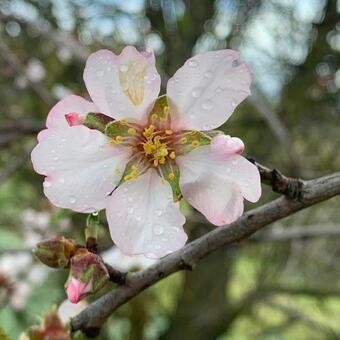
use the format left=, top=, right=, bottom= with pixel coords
left=71, top=171, right=340, bottom=333
left=0, top=38, right=54, bottom=105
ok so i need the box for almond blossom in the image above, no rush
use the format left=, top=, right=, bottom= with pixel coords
left=31, top=46, right=261, bottom=259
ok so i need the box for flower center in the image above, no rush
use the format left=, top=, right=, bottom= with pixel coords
left=141, top=125, right=173, bottom=166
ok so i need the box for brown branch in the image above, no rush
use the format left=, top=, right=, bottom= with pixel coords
left=71, top=171, right=340, bottom=333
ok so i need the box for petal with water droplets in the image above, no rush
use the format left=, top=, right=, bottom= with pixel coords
left=167, top=49, right=251, bottom=131
left=31, top=125, right=129, bottom=212
left=106, top=169, right=187, bottom=258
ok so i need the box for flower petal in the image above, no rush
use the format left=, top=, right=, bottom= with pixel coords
left=83, top=47, right=161, bottom=123
left=31, top=125, right=129, bottom=212
left=106, top=169, right=187, bottom=258
left=167, top=49, right=251, bottom=131
left=176, top=145, right=261, bottom=223
left=46, top=95, right=97, bottom=130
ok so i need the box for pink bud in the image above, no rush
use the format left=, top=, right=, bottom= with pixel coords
left=211, top=135, right=244, bottom=157
left=66, top=278, right=91, bottom=304
left=65, top=112, right=84, bottom=127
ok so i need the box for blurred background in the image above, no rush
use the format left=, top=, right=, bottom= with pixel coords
left=0, top=0, right=339, bottom=339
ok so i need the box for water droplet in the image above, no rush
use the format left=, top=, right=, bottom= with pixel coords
left=154, top=244, right=162, bottom=250
left=58, top=178, right=65, bottom=184
left=69, top=196, right=76, bottom=204
left=119, top=64, right=129, bottom=72
left=117, top=212, right=122, bottom=217
left=49, top=166, right=55, bottom=171
left=156, top=209, right=163, bottom=217
left=189, top=114, right=195, bottom=119
left=215, top=87, right=223, bottom=94
left=187, top=60, right=198, bottom=68
left=128, top=197, right=133, bottom=203
left=136, top=216, right=142, bottom=222
left=128, top=207, right=134, bottom=214
left=191, top=87, right=202, bottom=98
left=61, top=138, right=66, bottom=143
left=96, top=70, right=104, bottom=77
left=103, top=164, right=108, bottom=168
left=204, top=71, right=213, bottom=79
left=202, top=100, right=213, bottom=110
left=153, top=224, right=164, bottom=235
left=225, top=168, right=231, bottom=174
left=123, top=187, right=128, bottom=193
left=43, top=181, right=51, bottom=188
left=232, top=160, right=238, bottom=165
left=53, top=156, right=59, bottom=161
left=92, top=211, right=99, bottom=216
left=231, top=100, right=237, bottom=107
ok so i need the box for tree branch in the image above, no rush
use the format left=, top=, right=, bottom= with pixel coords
left=71, top=171, right=340, bottom=333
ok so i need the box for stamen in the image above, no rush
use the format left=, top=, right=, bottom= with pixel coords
left=180, top=137, right=188, bottom=144
left=192, top=140, right=200, bottom=147
left=169, top=151, right=176, bottom=159
left=165, top=129, right=173, bottom=135
left=128, top=127, right=136, bottom=135
left=168, top=172, right=175, bottom=180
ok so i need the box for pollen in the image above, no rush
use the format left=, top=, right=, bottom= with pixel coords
left=168, top=172, right=175, bottom=180
left=114, top=168, right=121, bottom=175
left=192, top=140, right=200, bottom=147
left=128, top=127, right=136, bottom=135
left=169, top=151, right=176, bottom=159
left=116, top=135, right=124, bottom=142
left=124, top=168, right=139, bottom=181
left=163, top=106, right=170, bottom=114
left=180, top=137, right=188, bottom=144
left=143, top=125, right=156, bottom=138
left=120, top=120, right=128, bottom=125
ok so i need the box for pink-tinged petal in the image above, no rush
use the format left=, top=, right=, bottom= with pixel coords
left=211, top=135, right=244, bottom=156
left=37, top=129, right=49, bottom=142
left=46, top=95, right=97, bottom=130
left=31, top=125, right=130, bottom=213
left=180, top=173, right=244, bottom=226
left=177, top=145, right=261, bottom=215
left=83, top=47, right=161, bottom=123
left=167, top=50, right=251, bottom=131
left=66, top=278, right=89, bottom=304
left=65, top=112, right=84, bottom=126
left=106, top=169, right=187, bottom=258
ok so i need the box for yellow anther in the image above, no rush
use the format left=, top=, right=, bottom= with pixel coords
left=158, top=147, right=168, bottom=157
left=159, top=157, right=166, bottom=164
left=127, top=127, right=136, bottom=135
left=120, top=120, right=128, bottom=125
left=143, top=141, right=155, bottom=154
left=192, top=140, right=200, bottom=147
left=160, top=178, right=165, bottom=185
left=116, top=135, right=124, bottom=142
left=180, top=137, right=188, bottom=144
left=124, top=169, right=139, bottom=181
left=110, top=140, right=117, bottom=146
left=143, top=125, right=156, bottom=138
left=165, top=129, right=173, bottom=135
left=168, top=172, right=175, bottom=180
left=163, top=106, right=170, bottom=114
left=169, top=151, right=176, bottom=159
left=151, top=113, right=158, bottom=121
left=131, top=165, right=137, bottom=170
left=189, top=130, right=198, bottom=135
left=114, top=168, right=121, bottom=175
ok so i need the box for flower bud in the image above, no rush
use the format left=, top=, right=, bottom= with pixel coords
left=20, top=309, right=70, bottom=340
left=65, top=249, right=109, bottom=304
left=211, top=135, right=244, bottom=157
left=33, top=237, right=76, bottom=269
left=65, top=112, right=84, bottom=126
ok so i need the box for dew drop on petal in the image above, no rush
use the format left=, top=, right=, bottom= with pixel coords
left=123, top=187, right=128, bottom=193
left=69, top=196, right=76, bottom=204
left=128, top=197, right=133, bottom=203
left=136, top=216, right=142, bottom=222
left=156, top=209, right=163, bottom=217
left=53, top=156, right=59, bottom=161
left=153, top=224, right=164, bottom=235
left=204, top=71, right=213, bottom=79
left=191, top=87, right=203, bottom=98
left=128, top=207, right=134, bottom=214
left=232, top=160, right=238, bottom=165
left=96, top=70, right=104, bottom=78
left=187, top=60, right=199, bottom=68
left=202, top=100, right=213, bottom=110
